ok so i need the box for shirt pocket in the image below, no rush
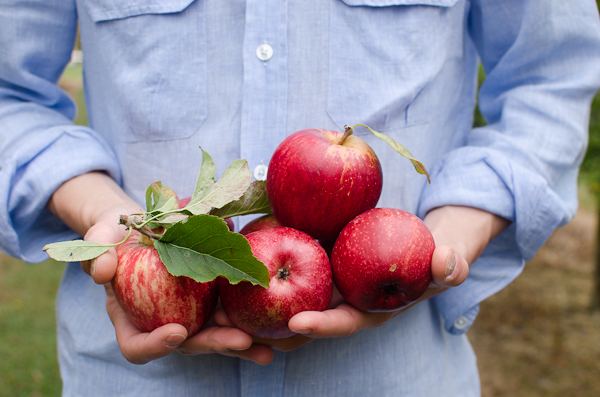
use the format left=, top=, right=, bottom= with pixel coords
left=328, top=0, right=462, bottom=133
left=81, top=0, right=207, bottom=142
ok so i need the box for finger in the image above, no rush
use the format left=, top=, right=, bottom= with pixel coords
left=430, top=245, right=469, bottom=288
left=213, top=308, right=236, bottom=327
left=105, top=284, right=188, bottom=365
left=215, top=309, right=314, bottom=354
left=287, top=305, right=390, bottom=338
left=222, top=344, right=275, bottom=365
left=177, top=326, right=275, bottom=365
left=252, top=334, right=313, bottom=353
left=83, top=223, right=127, bottom=284
left=90, top=247, right=119, bottom=284
left=177, top=325, right=253, bottom=354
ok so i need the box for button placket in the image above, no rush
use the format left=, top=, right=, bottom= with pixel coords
left=239, top=0, right=288, bottom=186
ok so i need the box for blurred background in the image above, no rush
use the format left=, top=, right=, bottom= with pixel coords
left=2, top=11, right=600, bottom=396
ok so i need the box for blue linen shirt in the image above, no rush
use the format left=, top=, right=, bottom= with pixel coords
left=2, top=0, right=600, bottom=395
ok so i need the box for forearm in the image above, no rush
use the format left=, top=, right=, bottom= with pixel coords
left=47, top=171, right=141, bottom=236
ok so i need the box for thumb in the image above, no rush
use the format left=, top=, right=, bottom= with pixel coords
left=82, top=222, right=127, bottom=284
left=105, top=283, right=188, bottom=364
left=430, top=245, right=469, bottom=288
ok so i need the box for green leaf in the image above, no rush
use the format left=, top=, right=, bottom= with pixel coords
left=154, top=196, right=178, bottom=214
left=153, top=213, right=189, bottom=228
left=155, top=241, right=267, bottom=287
left=210, top=180, right=272, bottom=218
left=43, top=240, right=113, bottom=262
left=145, top=182, right=179, bottom=213
left=351, top=123, right=431, bottom=184
left=192, top=148, right=216, bottom=201
left=157, top=214, right=269, bottom=288
left=185, top=159, right=253, bottom=215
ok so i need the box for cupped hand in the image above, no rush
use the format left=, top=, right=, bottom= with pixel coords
left=48, top=172, right=272, bottom=365
left=218, top=205, right=508, bottom=353
left=104, top=280, right=272, bottom=365
left=214, top=243, right=468, bottom=353
left=84, top=202, right=274, bottom=365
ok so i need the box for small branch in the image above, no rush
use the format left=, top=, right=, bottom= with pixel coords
left=118, top=214, right=164, bottom=240
left=138, top=226, right=164, bottom=239
left=119, top=214, right=142, bottom=227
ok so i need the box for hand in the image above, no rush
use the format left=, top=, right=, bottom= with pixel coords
left=104, top=278, right=273, bottom=365
left=48, top=172, right=273, bottom=365
left=224, top=206, right=510, bottom=353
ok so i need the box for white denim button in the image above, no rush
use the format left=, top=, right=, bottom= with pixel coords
left=253, top=164, right=268, bottom=181
left=453, top=316, right=469, bottom=330
left=256, top=44, right=273, bottom=61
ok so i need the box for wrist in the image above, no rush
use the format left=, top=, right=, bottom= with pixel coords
left=47, top=172, right=141, bottom=236
left=423, top=205, right=510, bottom=264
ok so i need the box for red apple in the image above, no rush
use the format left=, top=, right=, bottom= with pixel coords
left=112, top=231, right=218, bottom=336
left=218, top=227, right=332, bottom=338
left=331, top=208, right=434, bottom=312
left=239, top=214, right=282, bottom=235
left=179, top=196, right=234, bottom=231
left=266, top=128, right=383, bottom=242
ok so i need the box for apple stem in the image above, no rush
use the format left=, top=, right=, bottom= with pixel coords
left=338, top=125, right=354, bottom=145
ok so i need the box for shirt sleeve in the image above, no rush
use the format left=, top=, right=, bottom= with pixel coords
left=417, top=0, right=600, bottom=334
left=0, top=1, right=121, bottom=263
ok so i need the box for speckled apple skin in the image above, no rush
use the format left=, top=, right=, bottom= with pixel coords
left=239, top=214, right=282, bottom=236
left=331, top=208, right=434, bottom=312
left=266, top=128, right=383, bottom=242
left=112, top=231, right=218, bottom=336
left=219, top=227, right=333, bottom=339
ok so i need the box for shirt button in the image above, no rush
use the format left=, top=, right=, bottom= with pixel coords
left=256, top=44, right=273, bottom=61
left=453, top=316, right=469, bottom=330
left=254, top=164, right=268, bottom=181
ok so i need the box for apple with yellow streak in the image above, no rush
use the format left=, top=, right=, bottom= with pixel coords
left=111, top=230, right=218, bottom=336
left=266, top=128, right=383, bottom=242
left=239, top=214, right=282, bottom=235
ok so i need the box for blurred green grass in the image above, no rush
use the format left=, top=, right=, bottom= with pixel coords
left=58, top=64, right=87, bottom=127
left=0, top=257, right=65, bottom=397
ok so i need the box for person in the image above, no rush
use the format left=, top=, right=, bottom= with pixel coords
left=1, top=0, right=599, bottom=395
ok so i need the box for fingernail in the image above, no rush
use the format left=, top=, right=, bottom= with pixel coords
left=165, top=334, right=186, bottom=347
left=90, top=259, right=96, bottom=277
left=445, top=251, right=457, bottom=277
left=291, top=328, right=313, bottom=335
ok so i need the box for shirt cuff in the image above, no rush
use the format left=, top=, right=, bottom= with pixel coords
left=418, top=146, right=572, bottom=333
left=0, top=125, right=121, bottom=262
left=432, top=224, right=525, bottom=334
left=417, top=145, right=569, bottom=261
